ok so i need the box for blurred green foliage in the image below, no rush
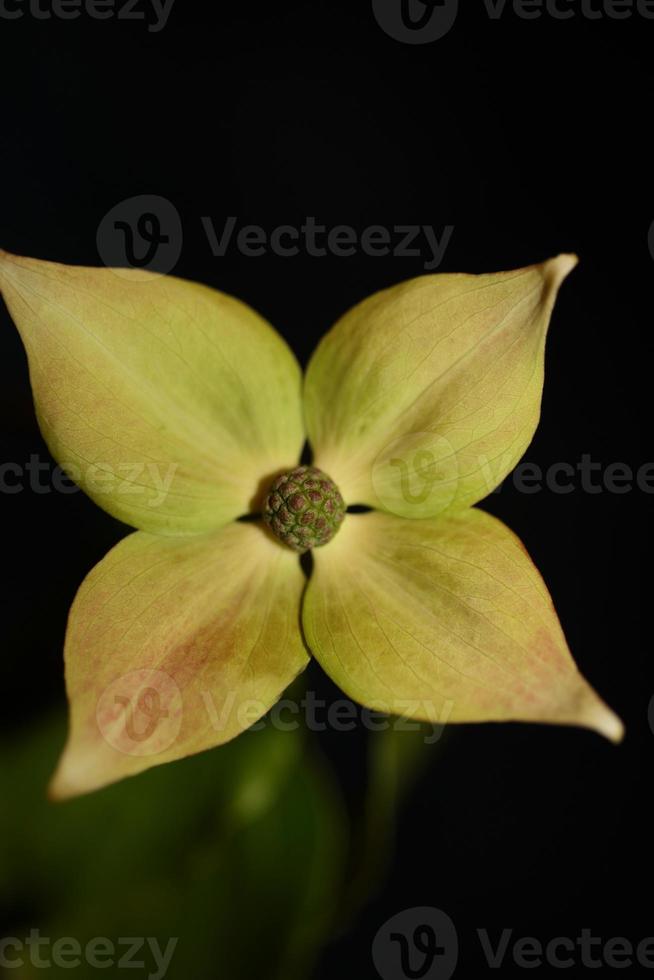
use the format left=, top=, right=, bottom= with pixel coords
left=0, top=714, right=347, bottom=979
left=0, top=704, right=439, bottom=979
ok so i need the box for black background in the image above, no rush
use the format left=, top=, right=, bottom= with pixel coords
left=0, top=1, right=650, bottom=977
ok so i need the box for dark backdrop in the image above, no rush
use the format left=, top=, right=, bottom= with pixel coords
left=0, top=2, right=650, bottom=977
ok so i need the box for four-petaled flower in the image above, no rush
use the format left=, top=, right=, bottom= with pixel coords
left=0, top=249, right=623, bottom=799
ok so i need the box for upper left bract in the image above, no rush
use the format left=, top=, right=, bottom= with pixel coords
left=0, top=252, right=305, bottom=533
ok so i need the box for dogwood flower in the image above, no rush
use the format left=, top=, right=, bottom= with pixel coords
left=0, top=249, right=623, bottom=799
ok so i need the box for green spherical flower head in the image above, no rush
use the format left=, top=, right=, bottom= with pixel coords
left=263, top=465, right=346, bottom=553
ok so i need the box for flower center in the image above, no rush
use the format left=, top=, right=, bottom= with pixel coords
left=262, top=465, right=346, bottom=553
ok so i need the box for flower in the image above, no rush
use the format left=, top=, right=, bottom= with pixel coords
left=0, top=249, right=623, bottom=799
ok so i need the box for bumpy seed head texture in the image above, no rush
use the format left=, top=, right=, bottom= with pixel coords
left=263, top=466, right=346, bottom=553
